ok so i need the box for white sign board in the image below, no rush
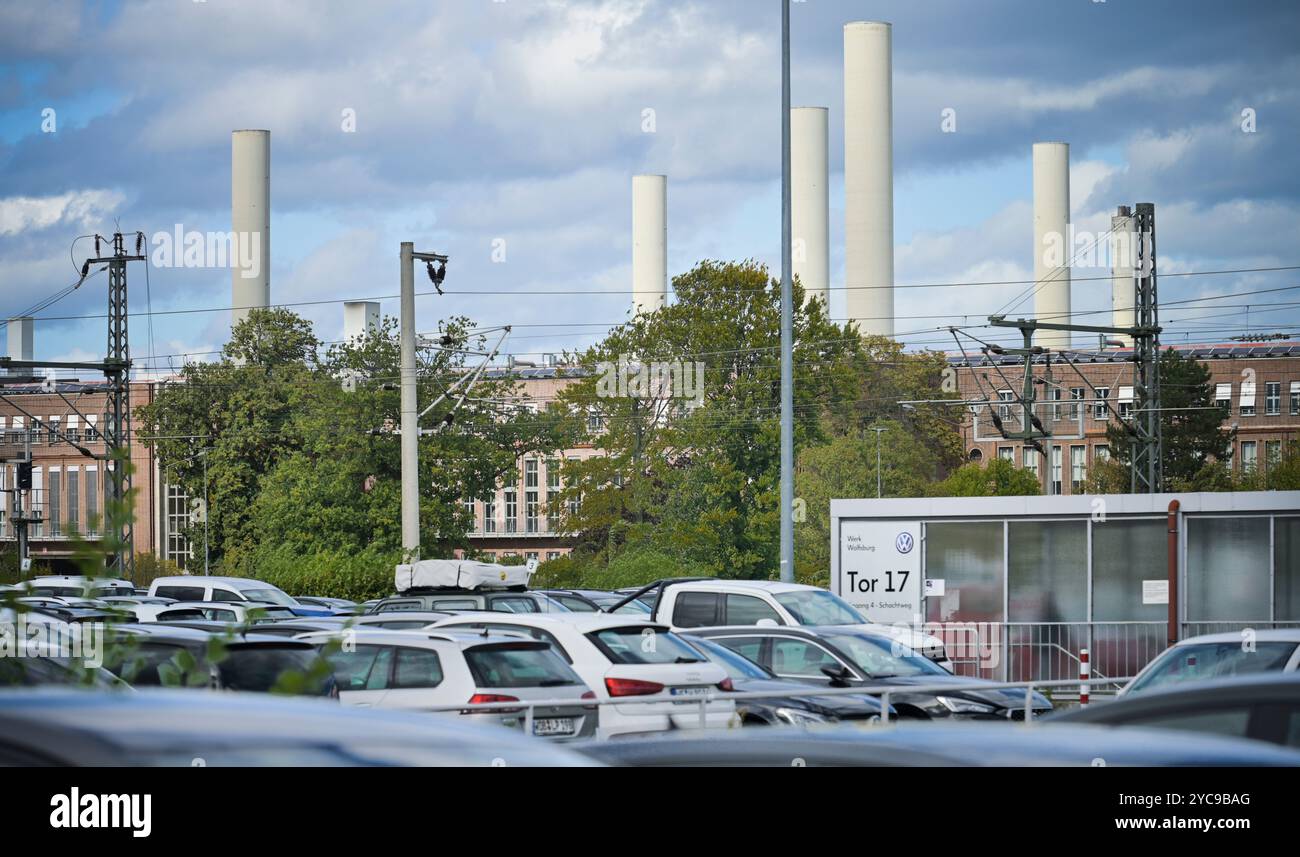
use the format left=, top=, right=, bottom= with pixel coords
left=1142, top=579, right=1169, bottom=605
left=924, top=578, right=945, bottom=597
left=836, top=519, right=922, bottom=625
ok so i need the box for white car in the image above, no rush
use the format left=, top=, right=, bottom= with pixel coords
left=147, top=576, right=305, bottom=610
left=20, top=576, right=135, bottom=598
left=298, top=629, right=599, bottom=741
left=1120, top=630, right=1300, bottom=697
left=98, top=596, right=179, bottom=622
left=621, top=579, right=953, bottom=669
left=428, top=612, right=739, bottom=738
left=149, top=601, right=296, bottom=624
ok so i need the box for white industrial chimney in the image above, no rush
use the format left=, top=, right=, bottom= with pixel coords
left=6, top=316, right=33, bottom=362
left=631, top=174, right=667, bottom=315
left=231, top=129, right=271, bottom=327
left=1110, top=205, right=1135, bottom=346
left=843, top=21, right=894, bottom=338
left=792, top=107, right=830, bottom=310
left=343, top=301, right=380, bottom=343
left=1032, top=141, right=1071, bottom=348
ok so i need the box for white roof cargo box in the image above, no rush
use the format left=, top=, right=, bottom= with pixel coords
left=395, top=559, right=534, bottom=593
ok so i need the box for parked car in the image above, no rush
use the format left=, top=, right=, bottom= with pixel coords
left=20, top=575, right=135, bottom=598
left=1119, top=630, right=1300, bottom=696
left=0, top=688, right=597, bottom=766
left=350, top=611, right=456, bottom=630
left=369, top=590, right=572, bottom=614
left=99, top=596, right=179, bottom=622
left=691, top=625, right=1052, bottom=720
left=243, top=618, right=354, bottom=637
left=428, top=613, right=738, bottom=737
left=102, top=625, right=334, bottom=696
left=147, top=576, right=333, bottom=617
left=300, top=629, right=597, bottom=741
left=1052, top=673, right=1300, bottom=748
left=295, top=596, right=360, bottom=615
left=551, top=589, right=653, bottom=615
left=574, top=722, right=1300, bottom=767
left=613, top=578, right=952, bottom=668
left=679, top=633, right=890, bottom=726
left=536, top=590, right=602, bottom=612
left=148, top=601, right=297, bottom=624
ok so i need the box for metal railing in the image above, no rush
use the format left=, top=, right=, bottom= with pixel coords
left=420, top=676, right=1133, bottom=737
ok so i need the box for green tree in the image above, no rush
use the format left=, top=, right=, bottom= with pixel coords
left=929, top=458, right=1042, bottom=497
left=1105, top=348, right=1232, bottom=491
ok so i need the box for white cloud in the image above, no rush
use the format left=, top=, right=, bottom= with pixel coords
left=0, top=190, right=124, bottom=237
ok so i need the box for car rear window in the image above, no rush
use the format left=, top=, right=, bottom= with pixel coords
left=220, top=647, right=324, bottom=693
left=464, top=644, right=581, bottom=688
left=1128, top=641, right=1299, bottom=693
left=155, top=586, right=206, bottom=601
left=586, top=628, right=705, bottom=665
left=327, top=644, right=394, bottom=691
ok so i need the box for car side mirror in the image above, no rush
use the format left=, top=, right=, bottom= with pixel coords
left=821, top=664, right=853, bottom=687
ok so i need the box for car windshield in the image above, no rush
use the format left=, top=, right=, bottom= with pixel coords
left=1127, top=641, right=1299, bottom=693
left=221, top=647, right=326, bottom=694
left=241, top=588, right=298, bottom=607
left=464, top=644, right=582, bottom=688
left=587, top=628, right=705, bottom=665
left=774, top=590, right=866, bottom=626
left=683, top=636, right=770, bottom=680
left=828, top=633, right=949, bottom=678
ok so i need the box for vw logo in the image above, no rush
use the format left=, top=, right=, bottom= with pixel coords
left=895, top=532, right=914, bottom=554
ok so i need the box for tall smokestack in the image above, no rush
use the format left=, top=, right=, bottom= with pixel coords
left=343, top=301, right=380, bottom=343
left=631, top=174, right=667, bottom=315
left=1032, top=141, right=1071, bottom=348
left=6, top=317, right=33, bottom=362
left=231, top=129, right=271, bottom=328
left=1110, top=205, right=1135, bottom=346
left=792, top=107, right=829, bottom=310
left=844, top=21, right=894, bottom=338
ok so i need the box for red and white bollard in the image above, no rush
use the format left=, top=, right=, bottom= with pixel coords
left=1079, top=648, right=1090, bottom=707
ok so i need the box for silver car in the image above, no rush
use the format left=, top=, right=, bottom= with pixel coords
left=302, top=629, right=598, bottom=741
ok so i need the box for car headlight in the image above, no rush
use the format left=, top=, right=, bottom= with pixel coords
left=935, top=695, right=996, bottom=715
left=774, top=707, right=830, bottom=726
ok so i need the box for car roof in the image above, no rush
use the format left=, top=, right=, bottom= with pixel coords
left=1175, top=629, right=1300, bottom=645
left=27, top=576, right=133, bottom=586
left=671, top=579, right=815, bottom=594
left=434, top=611, right=662, bottom=633
left=356, top=611, right=453, bottom=622
left=151, top=577, right=278, bottom=591
left=115, top=624, right=313, bottom=647
left=688, top=624, right=824, bottom=639
left=298, top=628, right=537, bottom=647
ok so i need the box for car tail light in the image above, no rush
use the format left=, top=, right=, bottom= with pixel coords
left=716, top=677, right=734, bottom=692
left=464, top=693, right=521, bottom=714
left=604, top=677, right=665, bottom=697
left=580, top=690, right=598, bottom=710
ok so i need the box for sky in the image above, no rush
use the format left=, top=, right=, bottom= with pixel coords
left=1, top=0, right=1298, bottom=377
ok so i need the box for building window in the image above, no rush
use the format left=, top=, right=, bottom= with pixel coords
left=1069, top=387, right=1085, bottom=422
left=504, top=489, right=517, bottom=533
left=546, top=551, right=562, bottom=561
left=1215, top=383, right=1232, bottom=414
left=1266, top=440, right=1281, bottom=468
left=1240, top=441, right=1258, bottom=472
left=1095, top=444, right=1110, bottom=462
left=1291, top=382, right=1300, bottom=416
left=1070, top=446, right=1086, bottom=493
left=525, top=551, right=539, bottom=563
left=1239, top=380, right=1256, bottom=417
left=462, top=498, right=476, bottom=532
left=587, top=410, right=604, bottom=432
left=998, top=446, right=1014, bottom=462
left=1093, top=388, right=1110, bottom=421
left=997, top=390, right=1014, bottom=420
left=48, top=470, right=61, bottom=536
left=1022, top=447, right=1039, bottom=478
left=525, top=458, right=538, bottom=489
left=85, top=468, right=98, bottom=535
left=66, top=469, right=79, bottom=533
left=1265, top=381, right=1281, bottom=416
left=525, top=489, right=539, bottom=533
left=1118, top=386, right=1134, bottom=420
left=483, top=496, right=497, bottom=534
left=1050, top=447, right=1063, bottom=495
left=1049, top=388, right=1062, bottom=422
left=165, top=483, right=191, bottom=570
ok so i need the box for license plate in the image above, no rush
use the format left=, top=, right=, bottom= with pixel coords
left=532, top=717, right=575, bottom=736
left=670, top=686, right=709, bottom=703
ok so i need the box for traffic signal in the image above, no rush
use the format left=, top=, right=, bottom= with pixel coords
left=17, top=461, right=32, bottom=491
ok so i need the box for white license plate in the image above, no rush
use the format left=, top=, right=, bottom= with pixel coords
left=670, top=686, right=709, bottom=702
left=532, top=717, right=575, bottom=736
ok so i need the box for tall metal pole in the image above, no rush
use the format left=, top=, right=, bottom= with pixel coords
left=202, top=450, right=210, bottom=576
left=778, top=0, right=795, bottom=583
left=399, top=242, right=419, bottom=562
